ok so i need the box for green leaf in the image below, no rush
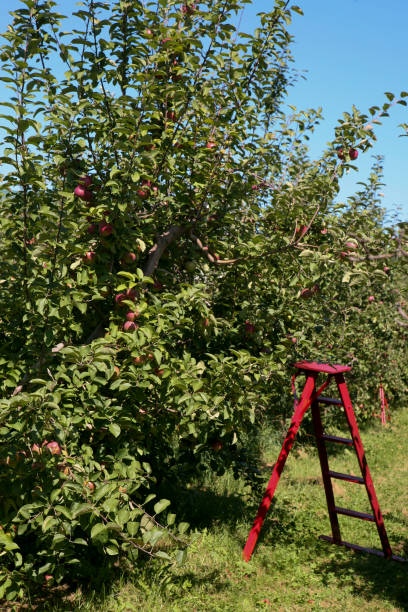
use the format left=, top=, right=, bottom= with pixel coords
left=91, top=523, right=109, bottom=544
left=109, top=423, right=121, bottom=438
left=154, top=499, right=171, bottom=515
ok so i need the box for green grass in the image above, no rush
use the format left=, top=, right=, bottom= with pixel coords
left=24, top=408, right=408, bottom=611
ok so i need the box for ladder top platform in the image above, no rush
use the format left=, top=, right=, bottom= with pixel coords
left=293, top=361, right=351, bottom=375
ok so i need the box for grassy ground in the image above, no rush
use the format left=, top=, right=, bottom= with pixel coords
left=27, top=406, right=408, bottom=611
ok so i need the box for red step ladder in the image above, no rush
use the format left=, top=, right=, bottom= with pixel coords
left=243, top=361, right=405, bottom=563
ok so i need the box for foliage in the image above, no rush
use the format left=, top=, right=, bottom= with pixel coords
left=0, top=0, right=407, bottom=601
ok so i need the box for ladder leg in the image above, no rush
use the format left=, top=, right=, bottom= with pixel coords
left=242, top=373, right=317, bottom=562
left=335, top=373, right=393, bottom=558
left=311, top=400, right=342, bottom=543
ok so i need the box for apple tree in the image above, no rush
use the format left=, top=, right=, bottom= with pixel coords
left=0, top=0, right=407, bottom=600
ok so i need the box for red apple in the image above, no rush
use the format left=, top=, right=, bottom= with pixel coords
left=145, top=28, right=153, bottom=37
left=123, top=321, right=138, bottom=332
left=202, top=317, right=210, bottom=327
left=300, top=288, right=313, bottom=298
left=133, top=355, right=146, bottom=365
left=121, top=252, right=137, bottom=266
left=244, top=320, right=255, bottom=334
left=84, top=480, right=95, bottom=492
left=337, top=147, right=344, bottom=160
left=126, top=287, right=138, bottom=300
left=115, top=293, right=127, bottom=307
left=126, top=311, right=140, bottom=321
left=321, top=228, right=327, bottom=235
left=146, top=352, right=154, bottom=360
left=45, top=441, right=61, bottom=455
left=211, top=440, right=222, bottom=451
left=99, top=222, right=113, bottom=237
left=87, top=223, right=98, bottom=234
left=83, top=251, right=96, bottom=265
left=349, top=148, right=358, bottom=160
left=74, top=185, right=93, bottom=201
left=206, top=141, right=216, bottom=149
left=137, top=179, right=152, bottom=199
left=384, top=266, right=390, bottom=273
left=368, top=295, right=375, bottom=302
left=155, top=368, right=164, bottom=377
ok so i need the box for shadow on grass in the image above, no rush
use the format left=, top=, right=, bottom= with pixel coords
left=160, top=483, right=254, bottom=530
left=316, top=546, right=408, bottom=610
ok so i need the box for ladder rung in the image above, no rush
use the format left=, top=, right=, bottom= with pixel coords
left=322, top=434, right=353, bottom=446
left=319, top=536, right=407, bottom=562
left=328, top=470, right=364, bottom=484
left=335, top=506, right=375, bottom=521
left=317, top=396, right=343, bottom=406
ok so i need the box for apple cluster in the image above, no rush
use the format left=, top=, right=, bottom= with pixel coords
left=337, top=147, right=359, bottom=161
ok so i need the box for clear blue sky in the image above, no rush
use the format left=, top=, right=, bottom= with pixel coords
left=0, top=1, right=407, bottom=221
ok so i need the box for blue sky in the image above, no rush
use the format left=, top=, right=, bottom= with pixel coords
left=0, top=1, right=407, bottom=221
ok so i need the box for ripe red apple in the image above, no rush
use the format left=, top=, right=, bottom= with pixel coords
left=202, top=317, right=210, bottom=328
left=337, top=147, right=344, bottom=160
left=368, top=295, right=375, bottom=302
left=349, top=148, right=358, bottom=160
left=321, top=228, right=328, bottom=235
left=123, top=321, right=138, bottom=332
left=126, top=311, right=140, bottom=321
left=145, top=28, right=153, bottom=37
left=74, top=185, right=93, bottom=201
left=113, top=365, right=120, bottom=378
left=115, top=293, right=126, bottom=307
left=121, top=252, right=137, bottom=266
left=99, top=222, right=113, bottom=237
left=146, top=352, right=154, bottom=360
left=83, top=251, right=96, bottom=265
left=155, top=368, right=164, bottom=377
left=345, top=240, right=357, bottom=250
left=206, top=141, right=216, bottom=150
left=78, top=175, right=92, bottom=188
left=211, top=440, right=222, bottom=451
left=300, top=288, right=313, bottom=298
left=126, top=287, right=138, bottom=300
left=31, top=443, right=41, bottom=454
left=384, top=266, right=390, bottom=273
left=133, top=355, right=146, bottom=365
left=45, top=441, right=61, bottom=455
left=137, top=179, right=152, bottom=199
left=244, top=320, right=255, bottom=334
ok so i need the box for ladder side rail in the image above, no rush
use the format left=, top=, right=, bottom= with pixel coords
left=243, top=373, right=319, bottom=562
left=311, top=399, right=342, bottom=543
left=335, top=373, right=393, bottom=558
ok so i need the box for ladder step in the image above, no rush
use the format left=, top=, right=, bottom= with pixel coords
left=328, top=470, right=364, bottom=484
left=335, top=506, right=375, bottom=521
left=322, top=434, right=353, bottom=446
left=319, top=535, right=406, bottom=562
left=317, top=396, right=343, bottom=406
